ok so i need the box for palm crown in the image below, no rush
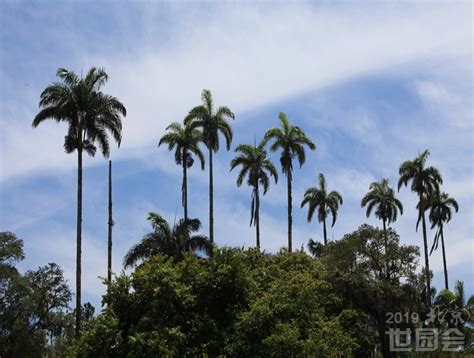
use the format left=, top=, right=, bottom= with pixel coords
left=184, top=89, right=234, bottom=151
left=124, top=213, right=212, bottom=268
left=361, top=178, right=403, bottom=228
left=33, top=67, right=126, bottom=157
left=301, top=173, right=342, bottom=245
left=263, top=112, right=316, bottom=178
left=159, top=122, right=205, bottom=169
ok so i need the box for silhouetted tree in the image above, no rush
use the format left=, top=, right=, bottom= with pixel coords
left=263, top=112, right=315, bottom=252
left=230, top=141, right=278, bottom=249
left=159, top=122, right=205, bottom=220
left=185, top=90, right=234, bottom=243
left=32, top=67, right=126, bottom=335
left=427, top=190, right=458, bottom=290
left=301, top=173, right=342, bottom=245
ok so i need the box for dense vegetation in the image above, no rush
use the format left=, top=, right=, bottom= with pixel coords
left=1, top=67, right=470, bottom=356
left=2, top=227, right=472, bottom=357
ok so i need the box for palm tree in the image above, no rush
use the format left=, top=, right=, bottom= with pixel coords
left=159, top=122, right=205, bottom=220
left=32, top=67, right=126, bottom=336
left=398, top=149, right=442, bottom=306
left=361, top=178, right=403, bottom=279
left=361, top=178, right=403, bottom=235
left=427, top=190, right=458, bottom=290
left=184, top=90, right=235, bottom=243
left=230, top=141, right=278, bottom=249
left=301, top=173, right=342, bottom=245
left=124, top=213, right=212, bottom=268
left=263, top=113, right=315, bottom=252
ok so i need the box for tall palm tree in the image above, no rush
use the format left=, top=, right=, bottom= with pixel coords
left=263, top=112, right=316, bottom=252
left=427, top=190, right=458, bottom=290
left=301, top=173, right=342, bottom=245
left=230, top=141, right=278, bottom=249
left=184, top=90, right=234, bottom=243
left=32, top=67, right=126, bottom=336
left=398, top=149, right=442, bottom=306
left=361, top=178, right=403, bottom=234
left=159, top=122, right=205, bottom=220
left=123, top=213, right=212, bottom=268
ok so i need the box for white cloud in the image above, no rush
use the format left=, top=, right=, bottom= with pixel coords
left=414, top=80, right=460, bottom=106
left=1, top=1, right=471, bottom=182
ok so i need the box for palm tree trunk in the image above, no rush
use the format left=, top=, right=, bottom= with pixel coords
left=255, top=184, right=260, bottom=250
left=441, top=228, right=449, bottom=290
left=107, top=160, right=112, bottom=284
left=287, top=170, right=292, bottom=253
left=183, top=158, right=188, bottom=221
left=382, top=218, right=388, bottom=279
left=75, top=147, right=83, bottom=338
left=322, top=217, right=327, bottom=246
left=421, top=208, right=432, bottom=306
left=209, top=148, right=214, bottom=243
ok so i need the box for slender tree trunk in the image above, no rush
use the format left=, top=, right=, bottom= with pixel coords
left=255, top=184, right=260, bottom=250
left=107, top=160, right=112, bottom=284
left=183, top=158, right=188, bottom=221
left=440, top=228, right=449, bottom=290
left=382, top=218, right=389, bottom=279
left=287, top=170, right=292, bottom=253
left=322, top=217, right=327, bottom=246
left=75, top=147, right=83, bottom=338
left=421, top=207, right=432, bottom=307
left=209, top=148, right=214, bottom=243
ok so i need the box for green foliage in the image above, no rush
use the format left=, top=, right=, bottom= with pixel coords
left=319, top=224, right=424, bottom=356
left=1, top=254, right=73, bottom=357
left=1, top=232, right=25, bottom=300
left=73, top=247, right=381, bottom=357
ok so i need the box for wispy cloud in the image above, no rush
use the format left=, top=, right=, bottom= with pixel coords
left=1, top=1, right=471, bottom=182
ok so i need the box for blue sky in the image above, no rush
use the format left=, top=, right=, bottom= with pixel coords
left=0, top=1, right=472, bottom=310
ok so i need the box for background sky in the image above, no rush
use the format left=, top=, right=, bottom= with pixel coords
left=0, top=1, right=472, bottom=311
